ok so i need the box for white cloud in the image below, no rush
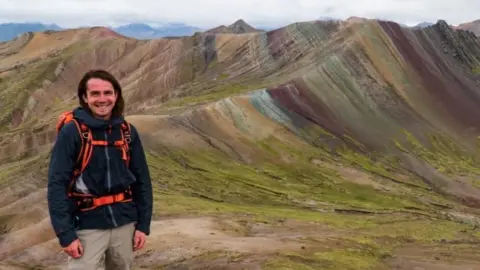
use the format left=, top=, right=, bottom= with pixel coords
left=0, top=0, right=477, bottom=28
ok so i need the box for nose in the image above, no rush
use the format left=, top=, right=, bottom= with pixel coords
left=98, top=93, right=108, bottom=101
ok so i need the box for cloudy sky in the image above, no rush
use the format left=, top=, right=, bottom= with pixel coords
left=0, top=0, right=478, bottom=28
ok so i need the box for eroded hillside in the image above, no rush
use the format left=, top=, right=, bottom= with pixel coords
left=2, top=18, right=480, bottom=269
left=456, top=19, right=480, bottom=36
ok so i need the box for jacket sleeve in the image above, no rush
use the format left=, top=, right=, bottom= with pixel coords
left=129, top=124, right=153, bottom=235
left=47, top=123, right=80, bottom=247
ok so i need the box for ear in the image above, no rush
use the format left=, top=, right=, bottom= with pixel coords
left=82, top=94, right=88, bottom=103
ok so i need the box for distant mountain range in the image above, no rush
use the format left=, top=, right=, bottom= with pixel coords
left=0, top=18, right=477, bottom=42
left=0, top=22, right=205, bottom=41
left=413, top=22, right=435, bottom=28
left=0, top=20, right=273, bottom=42
left=111, top=23, right=203, bottom=39
left=0, top=23, right=63, bottom=41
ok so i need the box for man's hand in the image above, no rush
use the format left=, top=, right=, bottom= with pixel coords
left=63, top=239, right=83, bottom=258
left=133, top=230, right=146, bottom=251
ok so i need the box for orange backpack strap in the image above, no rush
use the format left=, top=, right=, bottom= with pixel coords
left=120, top=121, right=132, bottom=166
left=55, top=110, right=91, bottom=198
left=69, top=120, right=135, bottom=211
left=73, top=123, right=91, bottom=176
left=56, top=112, right=134, bottom=209
left=56, top=110, right=85, bottom=164
left=56, top=111, right=74, bottom=133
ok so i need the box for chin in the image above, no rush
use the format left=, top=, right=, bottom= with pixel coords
left=92, top=110, right=112, bottom=118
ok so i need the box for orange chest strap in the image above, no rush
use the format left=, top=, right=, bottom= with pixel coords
left=76, top=189, right=132, bottom=211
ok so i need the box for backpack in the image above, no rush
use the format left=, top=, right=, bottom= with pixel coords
left=55, top=110, right=133, bottom=210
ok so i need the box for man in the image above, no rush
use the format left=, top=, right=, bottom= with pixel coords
left=47, top=69, right=153, bottom=269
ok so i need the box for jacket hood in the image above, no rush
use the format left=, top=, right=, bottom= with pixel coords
left=73, top=106, right=125, bottom=130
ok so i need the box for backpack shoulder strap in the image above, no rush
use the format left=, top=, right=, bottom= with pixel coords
left=56, top=110, right=85, bottom=164
left=120, top=121, right=132, bottom=143
left=67, top=121, right=94, bottom=197
left=55, top=110, right=92, bottom=196
left=120, top=120, right=132, bottom=166
left=74, top=122, right=93, bottom=177
left=56, top=111, right=74, bottom=133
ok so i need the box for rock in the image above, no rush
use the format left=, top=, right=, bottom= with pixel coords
left=434, top=20, right=480, bottom=67
left=54, top=62, right=65, bottom=77
left=42, top=79, right=51, bottom=88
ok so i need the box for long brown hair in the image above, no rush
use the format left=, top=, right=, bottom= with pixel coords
left=77, top=69, right=125, bottom=117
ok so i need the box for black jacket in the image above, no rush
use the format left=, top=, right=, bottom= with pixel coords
left=47, top=107, right=153, bottom=247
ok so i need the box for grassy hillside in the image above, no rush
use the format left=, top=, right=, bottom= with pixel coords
left=1, top=18, right=480, bottom=269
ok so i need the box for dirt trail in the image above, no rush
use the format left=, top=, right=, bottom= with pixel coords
left=133, top=217, right=309, bottom=266
left=3, top=216, right=480, bottom=269
left=1, top=216, right=321, bottom=269
left=385, top=243, right=480, bottom=270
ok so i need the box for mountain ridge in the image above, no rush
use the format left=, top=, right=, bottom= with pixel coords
left=456, top=19, right=480, bottom=36
left=1, top=17, right=480, bottom=269
left=0, top=21, right=203, bottom=41
left=1, top=17, right=478, bottom=42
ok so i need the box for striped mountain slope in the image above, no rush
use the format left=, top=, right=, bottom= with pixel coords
left=1, top=18, right=480, bottom=269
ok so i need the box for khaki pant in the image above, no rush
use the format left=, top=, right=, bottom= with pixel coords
left=68, top=222, right=136, bottom=270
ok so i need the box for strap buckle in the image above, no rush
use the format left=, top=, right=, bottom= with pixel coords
left=78, top=197, right=94, bottom=209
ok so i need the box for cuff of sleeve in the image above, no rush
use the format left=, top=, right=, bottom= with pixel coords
left=135, top=222, right=150, bottom=236
left=58, top=229, right=78, bottom=248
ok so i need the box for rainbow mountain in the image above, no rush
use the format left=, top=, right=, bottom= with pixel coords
left=1, top=17, right=480, bottom=269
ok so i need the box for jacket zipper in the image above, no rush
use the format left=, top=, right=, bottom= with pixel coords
left=104, top=130, right=118, bottom=227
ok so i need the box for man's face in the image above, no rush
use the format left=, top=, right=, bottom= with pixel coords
left=83, top=78, right=117, bottom=120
